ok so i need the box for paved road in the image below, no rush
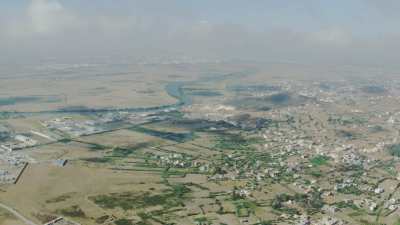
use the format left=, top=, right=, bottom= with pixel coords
left=0, top=203, right=38, bottom=225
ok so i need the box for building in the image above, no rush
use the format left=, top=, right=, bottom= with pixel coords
left=53, top=159, right=68, bottom=167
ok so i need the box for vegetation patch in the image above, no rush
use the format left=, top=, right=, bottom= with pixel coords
left=0, top=96, right=41, bottom=106
left=59, top=138, right=72, bottom=143
left=169, top=119, right=236, bottom=132
left=185, top=182, right=210, bottom=190
left=310, top=155, right=330, bottom=166
left=309, top=169, right=323, bottom=177
left=213, top=134, right=256, bottom=151
left=335, top=201, right=365, bottom=217
left=271, top=192, right=324, bottom=214
left=57, top=205, right=86, bottom=218
left=337, top=185, right=362, bottom=196
left=114, top=218, right=134, bottom=225
left=109, top=143, right=151, bottom=157
left=90, top=184, right=191, bottom=210
left=329, top=116, right=367, bottom=125
left=336, top=129, right=358, bottom=139
left=88, top=143, right=108, bottom=151
left=361, top=85, right=386, bottom=94
left=112, top=147, right=135, bottom=157
left=234, top=200, right=256, bottom=217
left=194, top=216, right=212, bottom=225
left=131, top=127, right=194, bottom=142
left=228, top=91, right=310, bottom=110
left=268, top=93, right=290, bottom=104
left=82, top=157, right=113, bottom=163
left=46, top=193, right=74, bottom=203
left=369, top=125, right=384, bottom=133
left=387, top=144, right=400, bottom=157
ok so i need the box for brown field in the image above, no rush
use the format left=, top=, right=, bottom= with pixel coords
left=0, top=207, right=22, bottom=225
left=0, top=63, right=246, bottom=112
left=0, top=162, right=164, bottom=225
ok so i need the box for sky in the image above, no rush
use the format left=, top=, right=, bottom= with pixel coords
left=1, top=0, right=400, bottom=65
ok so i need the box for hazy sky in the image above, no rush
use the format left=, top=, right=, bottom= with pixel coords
left=1, top=0, right=400, bottom=65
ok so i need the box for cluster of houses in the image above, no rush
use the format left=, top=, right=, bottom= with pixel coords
left=42, top=117, right=104, bottom=137
left=155, top=153, right=193, bottom=168
left=0, top=134, right=38, bottom=152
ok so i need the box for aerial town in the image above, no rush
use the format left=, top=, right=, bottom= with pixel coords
left=3, top=0, right=400, bottom=224
left=0, top=62, right=400, bottom=225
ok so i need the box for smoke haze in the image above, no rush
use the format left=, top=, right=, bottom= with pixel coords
left=1, top=0, right=399, bottom=66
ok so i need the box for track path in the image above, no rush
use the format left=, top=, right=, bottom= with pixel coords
left=0, top=202, right=38, bottom=225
